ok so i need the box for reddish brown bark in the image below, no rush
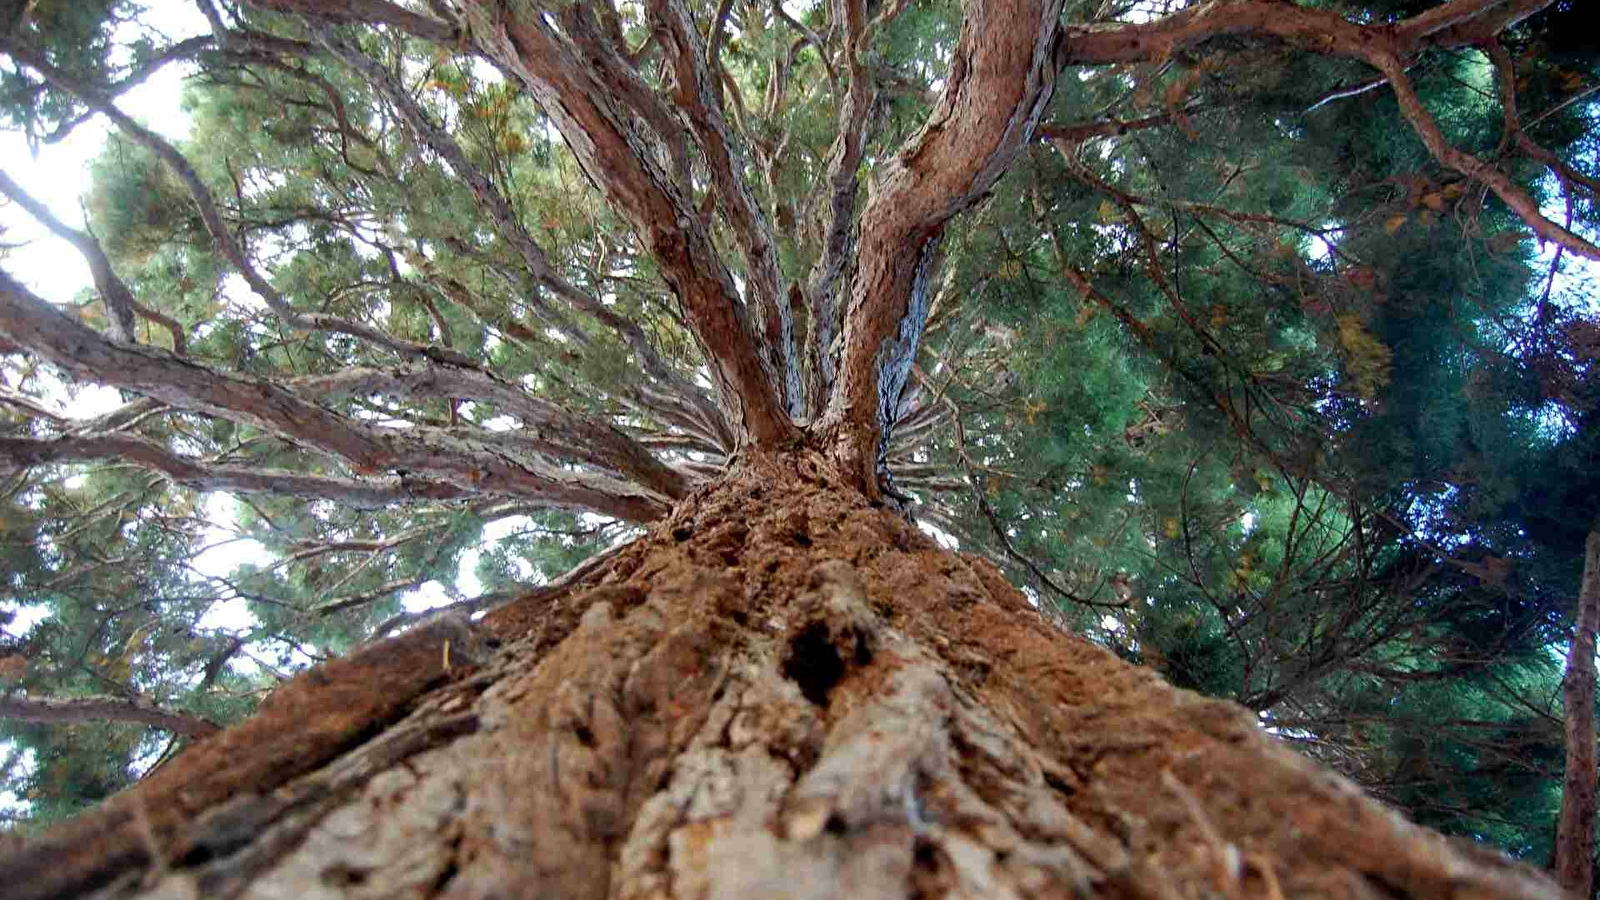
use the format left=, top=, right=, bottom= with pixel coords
left=453, top=0, right=797, bottom=449
left=821, top=0, right=1065, bottom=495
left=1557, top=529, right=1600, bottom=897
left=242, top=0, right=458, bottom=42
left=0, top=453, right=1558, bottom=899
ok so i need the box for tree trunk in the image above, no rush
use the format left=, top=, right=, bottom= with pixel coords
left=0, top=452, right=1558, bottom=899
left=1558, top=528, right=1600, bottom=897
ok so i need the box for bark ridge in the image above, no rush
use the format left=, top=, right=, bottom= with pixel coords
left=0, top=453, right=1558, bottom=900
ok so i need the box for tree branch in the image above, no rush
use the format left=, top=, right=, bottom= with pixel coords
left=0, top=170, right=139, bottom=342
left=1053, top=0, right=1596, bottom=259
left=801, top=0, right=874, bottom=419
left=315, top=31, right=727, bottom=453
left=292, top=364, right=689, bottom=499
left=0, top=42, right=472, bottom=361
left=454, top=1, right=795, bottom=447
left=942, top=394, right=1127, bottom=611
left=0, top=432, right=475, bottom=507
left=0, top=271, right=673, bottom=522
left=0, top=693, right=221, bottom=738
left=1373, top=53, right=1598, bottom=260
left=14, top=35, right=215, bottom=145
left=240, top=0, right=459, bottom=43
left=823, top=0, right=1065, bottom=496
left=650, top=0, right=797, bottom=413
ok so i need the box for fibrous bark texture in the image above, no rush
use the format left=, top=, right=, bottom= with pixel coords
left=1557, top=528, right=1600, bottom=897
left=0, top=453, right=1558, bottom=900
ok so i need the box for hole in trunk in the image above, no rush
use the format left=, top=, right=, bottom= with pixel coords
left=913, top=837, right=939, bottom=870
left=574, top=722, right=596, bottom=747
left=782, top=623, right=846, bottom=706
left=321, top=864, right=372, bottom=887
left=431, top=860, right=460, bottom=893
left=1043, top=769, right=1078, bottom=797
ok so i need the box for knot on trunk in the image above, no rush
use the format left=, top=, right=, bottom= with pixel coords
left=781, top=562, right=881, bottom=706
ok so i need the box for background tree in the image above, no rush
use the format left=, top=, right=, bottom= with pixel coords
left=0, top=0, right=1594, bottom=896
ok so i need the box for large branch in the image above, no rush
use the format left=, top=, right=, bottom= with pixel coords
left=1054, top=0, right=1598, bottom=261
left=0, top=693, right=221, bottom=738
left=451, top=1, right=796, bottom=448
left=1053, top=0, right=1518, bottom=63
left=1391, top=0, right=1553, bottom=48
left=0, top=433, right=475, bottom=507
left=802, top=0, right=875, bottom=419
left=240, top=0, right=459, bottom=42
left=648, top=0, right=798, bottom=413
left=315, top=33, right=728, bottom=457
left=292, top=365, right=689, bottom=499
left=0, top=271, right=672, bottom=522
left=821, top=0, right=1065, bottom=496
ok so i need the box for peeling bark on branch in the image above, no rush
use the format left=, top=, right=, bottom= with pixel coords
left=241, top=0, right=459, bottom=43
left=451, top=0, right=796, bottom=448
left=823, top=0, right=1065, bottom=495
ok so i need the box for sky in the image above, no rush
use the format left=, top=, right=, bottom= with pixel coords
left=0, top=9, right=496, bottom=645
left=0, top=9, right=506, bottom=811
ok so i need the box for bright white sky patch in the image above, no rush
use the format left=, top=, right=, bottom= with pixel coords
left=917, top=519, right=959, bottom=550
left=481, top=414, right=519, bottom=431
left=191, top=494, right=268, bottom=576
left=0, top=9, right=202, bottom=300
left=401, top=580, right=455, bottom=613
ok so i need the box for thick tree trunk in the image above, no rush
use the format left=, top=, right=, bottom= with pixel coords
left=1558, top=528, right=1600, bottom=897
left=0, top=453, right=1558, bottom=899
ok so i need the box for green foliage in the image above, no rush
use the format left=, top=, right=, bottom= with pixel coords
left=909, top=0, right=1600, bottom=860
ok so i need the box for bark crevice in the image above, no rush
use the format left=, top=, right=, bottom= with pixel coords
left=2, top=453, right=1558, bottom=900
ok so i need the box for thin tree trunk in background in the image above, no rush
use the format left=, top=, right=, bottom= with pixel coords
left=0, top=453, right=1559, bottom=899
left=1558, top=528, right=1600, bottom=896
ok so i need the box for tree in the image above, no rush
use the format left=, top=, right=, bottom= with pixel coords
left=0, top=0, right=1593, bottom=895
